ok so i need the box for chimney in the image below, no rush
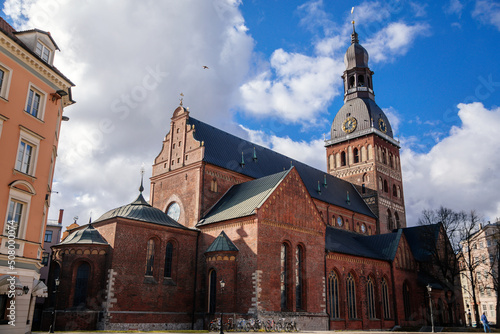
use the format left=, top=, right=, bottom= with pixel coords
left=479, top=223, right=483, bottom=230
left=58, top=209, right=64, bottom=225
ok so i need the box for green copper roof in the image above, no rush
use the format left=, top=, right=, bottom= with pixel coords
left=94, top=193, right=190, bottom=230
left=59, top=224, right=109, bottom=245
left=198, top=169, right=290, bottom=226
left=205, top=231, right=239, bottom=253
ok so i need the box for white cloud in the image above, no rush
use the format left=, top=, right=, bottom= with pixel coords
left=444, top=0, right=464, bottom=17
left=402, top=103, right=500, bottom=224
left=239, top=49, right=344, bottom=125
left=2, top=0, right=254, bottom=227
left=239, top=125, right=326, bottom=171
left=473, top=0, right=500, bottom=31
left=364, top=22, right=430, bottom=63
left=410, top=2, right=428, bottom=17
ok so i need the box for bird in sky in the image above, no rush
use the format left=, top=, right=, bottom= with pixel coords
left=203, top=65, right=209, bottom=69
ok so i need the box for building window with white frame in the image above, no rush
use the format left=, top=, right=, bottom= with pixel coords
left=7, top=199, right=25, bottom=237
left=0, top=63, right=12, bottom=100
left=35, top=41, right=51, bottom=63
left=15, top=140, right=34, bottom=174
left=26, top=87, right=43, bottom=118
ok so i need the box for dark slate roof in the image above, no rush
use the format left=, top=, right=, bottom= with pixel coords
left=402, top=223, right=441, bottom=262
left=198, top=169, right=290, bottom=225
left=0, top=16, right=75, bottom=86
left=205, top=231, right=239, bottom=253
left=59, top=224, right=109, bottom=245
left=94, top=193, right=190, bottom=230
left=325, top=226, right=401, bottom=261
left=188, top=117, right=376, bottom=219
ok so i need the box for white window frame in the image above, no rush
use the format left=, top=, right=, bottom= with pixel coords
left=0, top=62, right=13, bottom=100
left=25, top=83, right=47, bottom=120
left=35, top=40, right=51, bottom=63
left=15, top=127, right=42, bottom=176
left=3, top=187, right=32, bottom=241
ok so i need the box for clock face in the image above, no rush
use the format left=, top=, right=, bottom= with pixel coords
left=167, top=202, right=181, bottom=221
left=342, top=117, right=357, bottom=133
left=378, top=118, right=387, bottom=133
left=337, top=216, right=343, bottom=227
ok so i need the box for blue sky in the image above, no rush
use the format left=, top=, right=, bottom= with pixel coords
left=2, top=0, right=500, bottom=227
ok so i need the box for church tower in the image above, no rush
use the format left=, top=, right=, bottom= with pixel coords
left=325, top=23, right=406, bottom=234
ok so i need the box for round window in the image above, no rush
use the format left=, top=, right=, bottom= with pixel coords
left=167, top=202, right=181, bottom=221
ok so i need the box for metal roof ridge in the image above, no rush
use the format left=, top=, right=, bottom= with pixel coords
left=252, top=167, right=292, bottom=213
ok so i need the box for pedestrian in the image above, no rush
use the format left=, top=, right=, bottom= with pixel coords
left=481, top=312, right=491, bottom=333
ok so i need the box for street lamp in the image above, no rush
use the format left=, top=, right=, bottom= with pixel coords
left=426, top=284, right=434, bottom=333
left=220, top=279, right=225, bottom=334
left=49, top=278, right=60, bottom=333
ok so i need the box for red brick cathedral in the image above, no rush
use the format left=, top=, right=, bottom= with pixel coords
left=45, top=27, right=465, bottom=331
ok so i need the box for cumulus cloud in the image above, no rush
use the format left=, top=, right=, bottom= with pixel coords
left=2, top=0, right=254, bottom=225
left=239, top=49, right=344, bottom=125
left=402, top=103, right=500, bottom=224
left=444, top=0, right=464, bottom=17
left=239, top=125, right=326, bottom=171
left=473, top=0, right=500, bottom=31
left=364, top=22, right=431, bottom=63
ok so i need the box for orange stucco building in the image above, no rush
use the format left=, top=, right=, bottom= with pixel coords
left=0, top=16, right=74, bottom=333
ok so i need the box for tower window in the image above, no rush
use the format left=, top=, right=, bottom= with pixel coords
left=358, top=75, right=365, bottom=87
left=392, top=185, right=397, bottom=197
left=384, top=180, right=389, bottom=193
left=340, top=151, right=346, bottom=166
left=362, top=184, right=366, bottom=194
left=349, top=76, right=355, bottom=89
left=353, top=148, right=359, bottom=163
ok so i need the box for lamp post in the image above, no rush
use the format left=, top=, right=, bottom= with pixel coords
left=49, top=278, right=60, bottom=333
left=426, top=284, right=434, bottom=333
left=220, top=279, right=225, bottom=334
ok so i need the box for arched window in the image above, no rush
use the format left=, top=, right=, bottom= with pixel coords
left=328, top=271, right=340, bottom=319
left=164, top=242, right=173, bottom=278
left=362, top=173, right=368, bottom=183
left=340, top=151, right=346, bottom=166
left=145, top=239, right=155, bottom=276
left=382, top=278, right=390, bottom=319
left=346, top=273, right=357, bottom=319
left=329, top=154, right=334, bottom=170
left=393, top=184, right=397, bottom=197
left=208, top=269, right=217, bottom=313
left=368, top=144, right=373, bottom=160
left=281, top=243, right=290, bottom=311
left=358, top=75, right=365, bottom=87
left=73, top=262, right=90, bottom=307
left=387, top=209, right=394, bottom=231
left=353, top=148, right=359, bottom=163
left=349, top=76, right=355, bottom=89
left=403, top=281, right=411, bottom=320
left=367, top=276, right=376, bottom=319
left=362, top=184, right=366, bottom=194
left=395, top=212, right=401, bottom=229
left=382, top=150, right=387, bottom=164
left=397, top=186, right=401, bottom=198
left=296, top=245, right=305, bottom=310
left=211, top=179, right=218, bottom=192
left=379, top=177, right=383, bottom=190
left=367, top=76, right=371, bottom=89
left=384, top=180, right=389, bottom=193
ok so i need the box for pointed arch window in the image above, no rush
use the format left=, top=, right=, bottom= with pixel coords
left=353, top=148, right=359, bottom=163
left=210, top=178, right=218, bottom=192
left=346, top=273, right=357, bottom=319
left=392, top=184, right=397, bottom=197
left=328, top=271, right=340, bottom=319
left=403, top=281, right=411, bottom=320
left=145, top=239, right=155, bottom=276
left=387, top=209, right=394, bottom=231
left=208, top=269, right=217, bottom=313
left=395, top=212, right=400, bottom=229
left=73, top=262, right=90, bottom=307
left=367, top=276, right=376, bottom=319
left=280, top=243, right=290, bottom=311
left=383, top=180, right=389, bottom=193
left=295, top=245, right=305, bottom=310
left=164, top=242, right=173, bottom=278
left=382, top=278, right=391, bottom=319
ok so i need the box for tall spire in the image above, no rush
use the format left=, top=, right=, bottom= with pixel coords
left=351, top=20, right=359, bottom=44
left=139, top=164, right=145, bottom=193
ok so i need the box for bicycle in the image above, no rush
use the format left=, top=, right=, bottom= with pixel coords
left=209, top=317, right=221, bottom=332
left=265, top=318, right=275, bottom=332
left=236, top=318, right=248, bottom=332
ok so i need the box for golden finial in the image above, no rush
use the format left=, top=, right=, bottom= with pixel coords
left=179, top=93, right=184, bottom=106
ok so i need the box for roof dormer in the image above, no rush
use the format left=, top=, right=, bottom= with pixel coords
left=13, top=29, right=60, bottom=65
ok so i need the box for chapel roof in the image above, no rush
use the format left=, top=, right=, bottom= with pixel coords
left=188, top=117, right=376, bottom=219
left=205, top=231, right=239, bottom=253
left=59, top=224, right=109, bottom=245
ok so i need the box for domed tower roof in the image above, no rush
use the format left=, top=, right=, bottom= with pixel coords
left=344, top=26, right=369, bottom=70
left=326, top=22, right=399, bottom=148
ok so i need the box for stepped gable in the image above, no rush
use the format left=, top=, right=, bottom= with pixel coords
left=188, top=117, right=376, bottom=218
